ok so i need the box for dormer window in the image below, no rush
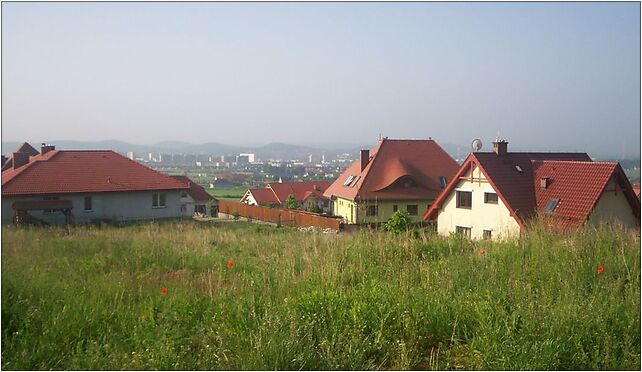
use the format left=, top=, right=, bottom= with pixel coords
left=403, top=179, right=416, bottom=188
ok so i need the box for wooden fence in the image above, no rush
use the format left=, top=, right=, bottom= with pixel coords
left=218, top=200, right=342, bottom=231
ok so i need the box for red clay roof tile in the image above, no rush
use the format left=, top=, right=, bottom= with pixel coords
left=424, top=151, right=640, bottom=231
left=267, top=181, right=331, bottom=203
left=170, top=175, right=215, bottom=202
left=245, top=188, right=280, bottom=205
left=2, top=150, right=188, bottom=196
left=323, top=139, right=459, bottom=201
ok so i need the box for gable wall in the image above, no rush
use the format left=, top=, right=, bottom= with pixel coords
left=436, top=164, right=521, bottom=240
left=241, top=192, right=258, bottom=206
left=588, top=179, right=639, bottom=229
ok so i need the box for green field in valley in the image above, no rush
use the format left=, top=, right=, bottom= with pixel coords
left=1, top=221, right=640, bottom=370
left=207, top=187, right=247, bottom=201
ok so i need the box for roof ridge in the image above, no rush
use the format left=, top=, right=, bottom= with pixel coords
left=476, top=151, right=590, bottom=155
left=376, top=138, right=436, bottom=141
left=533, top=159, right=613, bottom=164
left=265, top=184, right=282, bottom=203
left=55, top=149, right=116, bottom=152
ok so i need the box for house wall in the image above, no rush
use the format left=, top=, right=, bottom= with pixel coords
left=332, top=196, right=431, bottom=224
left=240, top=192, right=257, bottom=206
left=2, top=190, right=186, bottom=224
left=588, top=179, right=639, bottom=229
left=332, top=197, right=357, bottom=223
left=435, top=164, right=521, bottom=240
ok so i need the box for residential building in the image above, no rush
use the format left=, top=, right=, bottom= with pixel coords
left=240, top=181, right=332, bottom=211
left=239, top=153, right=256, bottom=163
left=2, top=143, right=194, bottom=225
left=323, top=138, right=460, bottom=224
left=424, top=140, right=640, bottom=240
left=170, top=175, right=218, bottom=217
left=1, top=142, right=41, bottom=171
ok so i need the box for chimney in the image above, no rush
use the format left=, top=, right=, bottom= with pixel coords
left=360, top=149, right=370, bottom=172
left=41, top=143, right=55, bottom=155
left=492, top=140, right=508, bottom=156
left=12, top=152, right=30, bottom=169
left=540, top=177, right=550, bottom=190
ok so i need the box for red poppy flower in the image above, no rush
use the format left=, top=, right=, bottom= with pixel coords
left=227, top=260, right=235, bottom=268
left=479, top=249, right=486, bottom=255
left=161, top=287, right=168, bottom=296
left=597, top=265, right=604, bottom=275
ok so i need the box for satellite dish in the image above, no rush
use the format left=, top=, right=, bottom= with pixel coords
left=471, top=139, right=483, bottom=152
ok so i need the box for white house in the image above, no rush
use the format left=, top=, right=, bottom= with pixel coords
left=424, top=140, right=640, bottom=240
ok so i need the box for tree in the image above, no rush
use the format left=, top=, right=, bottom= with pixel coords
left=306, top=202, right=322, bottom=214
left=285, top=194, right=300, bottom=210
left=384, top=210, right=412, bottom=236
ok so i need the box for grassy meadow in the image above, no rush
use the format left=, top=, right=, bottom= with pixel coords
left=208, top=187, right=247, bottom=201
left=1, top=221, right=640, bottom=370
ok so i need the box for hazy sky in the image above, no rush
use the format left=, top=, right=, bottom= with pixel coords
left=2, top=2, right=640, bottom=155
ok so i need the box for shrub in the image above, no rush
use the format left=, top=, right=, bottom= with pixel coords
left=306, top=203, right=322, bottom=214
left=231, top=211, right=240, bottom=220
left=384, top=210, right=412, bottom=236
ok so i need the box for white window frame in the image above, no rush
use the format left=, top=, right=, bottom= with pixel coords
left=455, top=225, right=472, bottom=238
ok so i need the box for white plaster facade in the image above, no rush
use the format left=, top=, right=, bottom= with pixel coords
left=436, top=164, right=521, bottom=240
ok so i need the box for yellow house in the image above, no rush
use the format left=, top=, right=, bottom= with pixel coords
left=323, top=138, right=459, bottom=224
left=424, top=140, right=640, bottom=240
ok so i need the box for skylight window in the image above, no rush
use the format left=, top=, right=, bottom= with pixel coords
left=343, top=175, right=354, bottom=186
left=543, top=198, right=560, bottom=214
left=515, top=165, right=523, bottom=173
left=439, top=176, right=447, bottom=188
left=350, top=176, right=360, bottom=187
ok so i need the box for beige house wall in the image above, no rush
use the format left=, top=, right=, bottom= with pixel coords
left=332, top=197, right=432, bottom=224
left=588, top=179, right=639, bottom=229
left=436, top=164, right=521, bottom=240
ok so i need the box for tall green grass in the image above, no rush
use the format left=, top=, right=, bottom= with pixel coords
left=2, top=221, right=639, bottom=370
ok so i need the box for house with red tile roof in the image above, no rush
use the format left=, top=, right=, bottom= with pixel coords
left=240, top=181, right=332, bottom=212
left=423, top=140, right=640, bottom=240
left=170, top=175, right=218, bottom=217
left=323, top=138, right=460, bottom=224
left=1, top=143, right=196, bottom=225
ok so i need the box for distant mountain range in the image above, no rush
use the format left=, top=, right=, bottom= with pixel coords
left=1, top=139, right=638, bottom=163
left=1, top=140, right=356, bottom=160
